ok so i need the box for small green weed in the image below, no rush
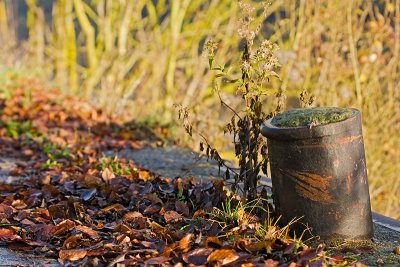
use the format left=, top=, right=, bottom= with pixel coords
left=42, top=142, right=70, bottom=159
left=3, top=119, right=37, bottom=139
left=41, top=158, right=61, bottom=170
left=97, top=155, right=131, bottom=175
left=209, top=196, right=267, bottom=228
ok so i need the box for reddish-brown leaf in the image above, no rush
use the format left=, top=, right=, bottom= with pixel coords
left=101, top=203, right=125, bottom=213
left=182, top=248, right=213, bottom=266
left=144, top=256, right=171, bottom=265
left=144, top=204, right=162, bottom=215
left=75, top=225, right=99, bottom=239
left=164, top=210, right=183, bottom=223
left=175, top=200, right=189, bottom=217
left=178, top=233, right=194, bottom=252
left=54, top=219, right=76, bottom=236
left=297, top=245, right=325, bottom=265
left=138, top=170, right=151, bottom=181
left=20, top=218, right=35, bottom=225
left=0, top=228, right=20, bottom=241
left=101, top=167, right=115, bottom=182
left=245, top=241, right=273, bottom=253
left=59, top=249, right=87, bottom=261
left=62, top=234, right=82, bottom=249
left=11, top=199, right=27, bottom=210
left=123, top=211, right=143, bottom=221
left=205, top=236, right=222, bottom=249
left=207, top=249, right=240, bottom=265
left=0, top=204, right=15, bottom=217
left=9, top=167, right=25, bottom=176
left=192, top=209, right=206, bottom=219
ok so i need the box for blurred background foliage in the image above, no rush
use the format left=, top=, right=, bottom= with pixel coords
left=0, top=0, right=399, bottom=219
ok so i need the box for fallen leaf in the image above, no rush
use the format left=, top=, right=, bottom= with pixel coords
left=178, top=233, right=194, bottom=252
left=107, top=253, right=126, bottom=266
left=75, top=225, right=99, bottom=239
left=11, top=200, right=27, bottom=210
left=144, top=256, right=171, bottom=265
left=123, top=211, right=143, bottom=221
left=182, top=248, right=213, bottom=266
left=175, top=200, right=189, bottom=217
left=207, top=249, right=240, bottom=265
left=54, top=219, right=75, bottom=236
left=263, top=259, right=279, bottom=267
left=395, top=245, right=400, bottom=255
left=0, top=204, right=14, bottom=217
left=9, top=167, right=25, bottom=176
left=79, top=188, right=97, bottom=201
left=164, top=210, right=183, bottom=223
left=62, top=234, right=82, bottom=249
left=59, top=249, right=87, bottom=261
left=205, top=236, right=222, bottom=249
left=0, top=228, right=20, bottom=241
left=102, top=167, right=115, bottom=182
left=144, top=204, right=161, bottom=215
left=138, top=170, right=151, bottom=181
left=101, top=203, right=125, bottom=213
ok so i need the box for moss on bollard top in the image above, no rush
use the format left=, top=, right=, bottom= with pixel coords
left=271, top=107, right=354, bottom=128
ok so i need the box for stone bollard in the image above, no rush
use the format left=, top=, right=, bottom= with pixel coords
left=261, top=107, right=373, bottom=240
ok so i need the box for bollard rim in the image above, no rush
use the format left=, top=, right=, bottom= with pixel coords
left=261, top=108, right=361, bottom=141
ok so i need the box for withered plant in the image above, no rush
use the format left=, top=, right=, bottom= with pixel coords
left=176, top=1, right=283, bottom=201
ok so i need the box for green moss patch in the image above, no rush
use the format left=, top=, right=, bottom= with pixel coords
left=271, top=107, right=354, bottom=127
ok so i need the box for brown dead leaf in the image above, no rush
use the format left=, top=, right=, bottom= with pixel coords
left=101, top=167, right=115, bottom=182
left=62, top=234, right=82, bottom=249
left=21, top=218, right=35, bottom=225
left=54, top=219, right=76, bottom=236
left=144, top=256, right=171, bottom=265
left=205, top=236, right=222, bottom=249
left=75, top=225, right=99, bottom=239
left=138, top=170, right=151, bottom=181
left=164, top=210, right=183, bottom=223
left=101, top=203, right=125, bottom=213
left=144, top=204, right=162, bottom=215
left=245, top=241, right=273, bottom=253
left=178, top=233, right=194, bottom=252
left=84, top=174, right=103, bottom=187
left=175, top=200, right=189, bottom=217
left=59, top=249, right=87, bottom=261
left=263, top=259, right=279, bottom=267
left=11, top=200, right=27, bottom=210
left=0, top=228, right=21, bottom=241
left=297, top=245, right=325, bottom=265
left=192, top=209, right=206, bottom=219
left=123, top=211, right=143, bottom=221
left=9, top=167, right=25, bottom=176
left=395, top=245, right=400, bottom=255
left=182, top=248, right=213, bottom=266
left=0, top=204, right=15, bottom=217
left=207, top=249, right=240, bottom=265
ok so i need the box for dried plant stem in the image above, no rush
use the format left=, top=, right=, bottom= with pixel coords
left=347, top=0, right=362, bottom=108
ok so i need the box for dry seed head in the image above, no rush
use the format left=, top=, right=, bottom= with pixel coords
left=203, top=39, right=219, bottom=58
left=238, top=1, right=255, bottom=14
left=242, top=60, right=251, bottom=73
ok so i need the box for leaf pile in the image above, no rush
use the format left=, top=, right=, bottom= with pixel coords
left=0, top=78, right=367, bottom=266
